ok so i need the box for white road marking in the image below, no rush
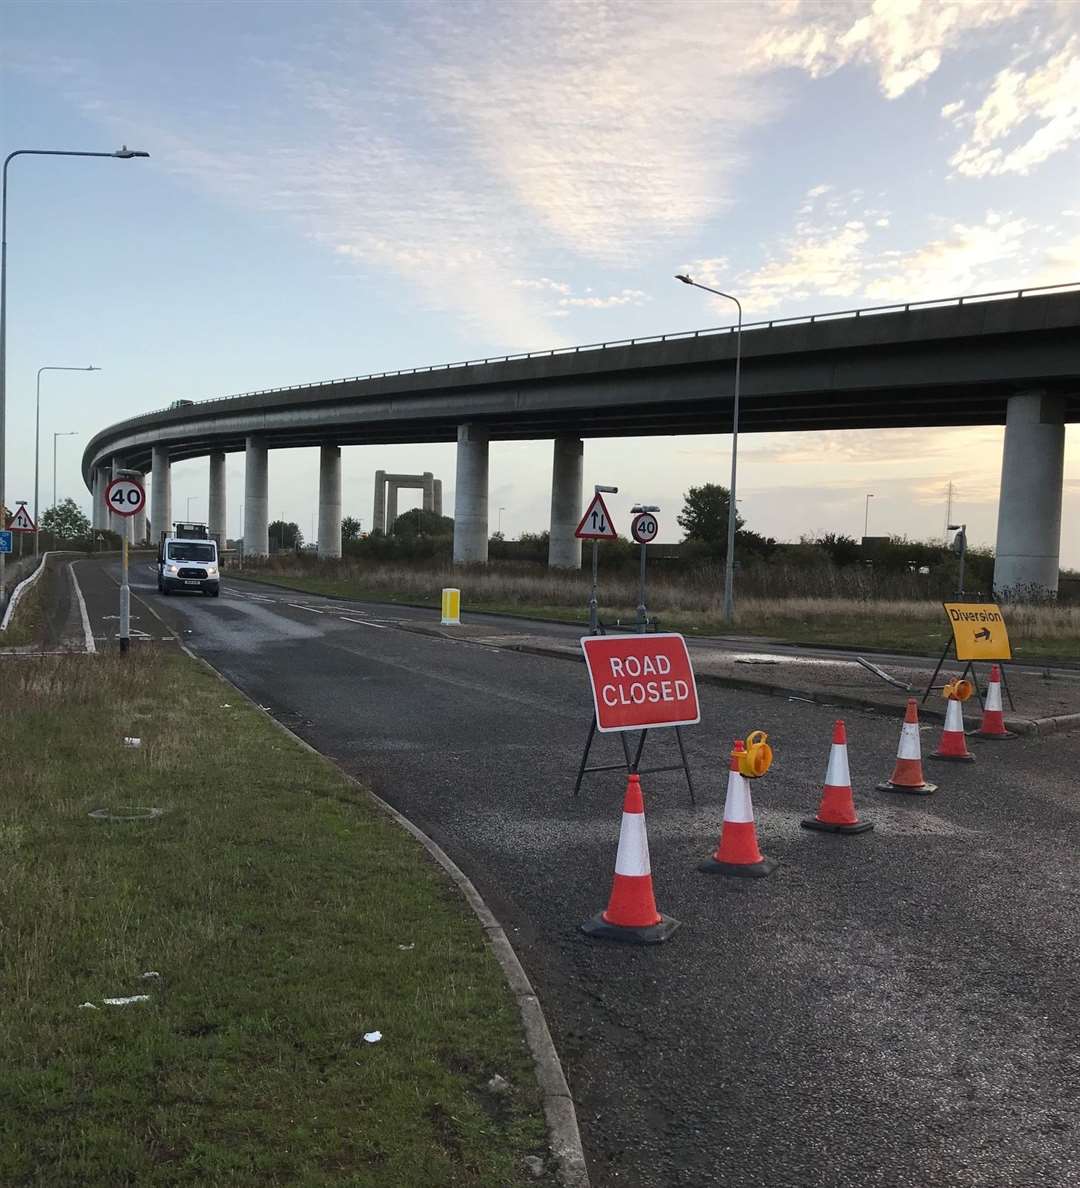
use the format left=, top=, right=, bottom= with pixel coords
left=287, top=603, right=324, bottom=613
left=339, top=617, right=388, bottom=629
left=69, top=563, right=97, bottom=655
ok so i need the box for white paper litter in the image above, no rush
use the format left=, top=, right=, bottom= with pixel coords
left=141, top=971, right=161, bottom=979
left=122, top=737, right=142, bottom=748
left=78, top=1002, right=99, bottom=1010
left=103, top=995, right=150, bottom=1006
left=363, top=1030, right=382, bottom=1044
left=398, top=943, right=415, bottom=951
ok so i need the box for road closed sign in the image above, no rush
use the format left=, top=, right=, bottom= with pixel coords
left=944, top=602, right=1012, bottom=661
left=581, top=633, right=700, bottom=732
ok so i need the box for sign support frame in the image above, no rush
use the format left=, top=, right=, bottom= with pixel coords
left=921, top=637, right=1015, bottom=711
left=572, top=717, right=695, bottom=803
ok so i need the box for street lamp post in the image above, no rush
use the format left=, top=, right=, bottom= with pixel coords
left=675, top=274, right=742, bottom=625
left=52, top=430, right=78, bottom=512
left=864, top=493, right=875, bottom=538
left=0, top=145, right=149, bottom=599
left=35, top=365, right=98, bottom=554
left=498, top=506, right=506, bottom=534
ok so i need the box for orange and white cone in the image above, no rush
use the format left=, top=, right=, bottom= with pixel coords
left=877, top=699, right=937, bottom=794
left=976, top=664, right=1015, bottom=739
left=699, top=741, right=777, bottom=877
left=931, top=697, right=976, bottom=762
left=802, top=720, right=873, bottom=835
left=581, top=773, right=680, bottom=944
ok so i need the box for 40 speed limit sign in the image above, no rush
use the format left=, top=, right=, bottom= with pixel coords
left=631, top=511, right=658, bottom=544
left=105, top=476, right=146, bottom=518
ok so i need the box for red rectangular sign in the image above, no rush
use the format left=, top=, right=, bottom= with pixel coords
left=581, top=633, right=700, bottom=733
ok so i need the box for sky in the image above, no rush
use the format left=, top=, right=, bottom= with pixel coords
left=4, top=0, right=1079, bottom=561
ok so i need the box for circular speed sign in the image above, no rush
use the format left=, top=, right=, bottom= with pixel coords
left=631, top=511, right=659, bottom=544
left=105, top=476, right=146, bottom=519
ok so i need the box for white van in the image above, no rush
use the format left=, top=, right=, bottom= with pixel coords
left=157, top=524, right=221, bottom=596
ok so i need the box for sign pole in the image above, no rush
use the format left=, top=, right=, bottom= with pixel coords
left=119, top=532, right=130, bottom=654
left=630, top=506, right=659, bottom=633
left=589, top=540, right=599, bottom=634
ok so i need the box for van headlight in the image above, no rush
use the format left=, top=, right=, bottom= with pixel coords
left=166, top=564, right=179, bottom=574
left=206, top=565, right=218, bottom=576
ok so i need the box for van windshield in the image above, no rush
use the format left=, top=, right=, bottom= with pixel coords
left=167, top=543, right=215, bottom=562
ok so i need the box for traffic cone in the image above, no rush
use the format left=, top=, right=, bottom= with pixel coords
left=802, top=720, right=873, bottom=835
left=580, top=773, right=679, bottom=944
left=876, top=699, right=937, bottom=794
left=699, top=741, right=777, bottom=877
left=930, top=697, right=976, bottom=762
left=975, top=665, right=1014, bottom=739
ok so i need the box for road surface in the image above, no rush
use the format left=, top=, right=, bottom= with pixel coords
left=70, top=558, right=1080, bottom=1187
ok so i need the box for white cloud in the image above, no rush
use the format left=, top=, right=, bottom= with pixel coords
left=512, top=277, right=572, bottom=294
left=749, top=0, right=1030, bottom=99
left=559, top=289, right=649, bottom=309
left=945, top=35, right=1080, bottom=176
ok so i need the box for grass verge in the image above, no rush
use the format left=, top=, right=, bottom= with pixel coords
left=234, top=565, right=1080, bottom=661
left=0, top=648, right=549, bottom=1186
left=0, top=555, right=53, bottom=648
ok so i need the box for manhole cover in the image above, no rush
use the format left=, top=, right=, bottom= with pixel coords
left=88, top=806, right=164, bottom=822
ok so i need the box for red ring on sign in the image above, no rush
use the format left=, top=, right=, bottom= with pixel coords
left=104, top=476, right=147, bottom=518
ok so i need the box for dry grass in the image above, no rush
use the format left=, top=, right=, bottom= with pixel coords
left=239, top=558, right=1080, bottom=657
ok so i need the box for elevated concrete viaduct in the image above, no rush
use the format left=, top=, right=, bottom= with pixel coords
left=83, top=285, right=1079, bottom=590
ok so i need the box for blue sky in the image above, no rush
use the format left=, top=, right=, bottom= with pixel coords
left=4, top=0, right=1079, bottom=560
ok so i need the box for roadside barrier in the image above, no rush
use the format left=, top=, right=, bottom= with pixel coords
left=877, top=699, right=938, bottom=794
left=930, top=692, right=976, bottom=763
left=699, top=739, right=777, bottom=877
left=440, top=587, right=461, bottom=626
left=975, top=664, right=1015, bottom=739
left=580, top=772, right=679, bottom=944
left=0, top=552, right=50, bottom=632
left=802, top=720, right=873, bottom=835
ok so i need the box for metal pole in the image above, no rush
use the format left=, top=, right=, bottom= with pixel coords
left=53, top=431, right=77, bottom=512
left=119, top=531, right=130, bottom=654
left=864, top=493, right=874, bottom=538
left=674, top=276, right=741, bottom=624
left=35, top=366, right=96, bottom=555
left=636, top=541, right=647, bottom=631
left=0, top=146, right=148, bottom=601
left=958, top=524, right=967, bottom=598
left=589, top=540, right=599, bottom=633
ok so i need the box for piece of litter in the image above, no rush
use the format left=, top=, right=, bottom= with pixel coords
left=122, top=737, right=142, bottom=748
left=486, top=1074, right=511, bottom=1095
left=141, top=971, right=161, bottom=979
left=363, top=1031, right=382, bottom=1044
left=398, top=943, right=415, bottom=951
left=103, top=995, right=150, bottom=1006
left=220, top=704, right=231, bottom=708
left=78, top=1002, right=99, bottom=1010
left=259, top=705, right=271, bottom=712
left=524, top=1155, right=546, bottom=1179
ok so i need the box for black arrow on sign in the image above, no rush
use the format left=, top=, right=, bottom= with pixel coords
left=974, top=628, right=991, bottom=641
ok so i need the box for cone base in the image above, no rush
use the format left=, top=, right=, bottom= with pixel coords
left=801, top=817, right=874, bottom=835
left=697, top=855, right=777, bottom=878
left=929, top=750, right=975, bottom=763
left=876, top=779, right=938, bottom=795
left=974, top=730, right=1015, bottom=740
left=580, top=912, right=680, bottom=945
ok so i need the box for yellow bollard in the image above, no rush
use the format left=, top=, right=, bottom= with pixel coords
left=738, top=730, right=773, bottom=778
left=440, top=587, right=461, bottom=627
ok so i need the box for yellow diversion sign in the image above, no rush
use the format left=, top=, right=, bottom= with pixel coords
left=943, top=602, right=1012, bottom=661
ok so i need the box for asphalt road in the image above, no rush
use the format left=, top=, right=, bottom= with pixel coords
left=73, top=559, right=1080, bottom=1187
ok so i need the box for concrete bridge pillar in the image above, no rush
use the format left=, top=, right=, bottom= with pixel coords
left=548, top=435, right=583, bottom=569
left=150, top=445, right=171, bottom=545
left=208, top=452, right=227, bottom=545
left=422, top=471, right=435, bottom=513
left=993, top=391, right=1065, bottom=597
left=433, top=479, right=443, bottom=516
left=373, top=469, right=386, bottom=534
left=453, top=424, right=489, bottom=564
left=92, top=467, right=108, bottom=530
left=318, top=445, right=342, bottom=559
left=244, top=436, right=269, bottom=556
left=386, top=480, right=400, bottom=530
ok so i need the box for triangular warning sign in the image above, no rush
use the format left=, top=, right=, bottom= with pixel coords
left=8, top=504, right=36, bottom=532
left=575, top=492, right=617, bottom=540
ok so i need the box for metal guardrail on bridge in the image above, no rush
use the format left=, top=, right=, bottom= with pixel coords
left=154, top=280, right=1080, bottom=415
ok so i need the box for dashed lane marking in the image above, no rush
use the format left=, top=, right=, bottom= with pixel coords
left=339, top=617, right=388, bottom=630
left=287, top=603, right=325, bottom=613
